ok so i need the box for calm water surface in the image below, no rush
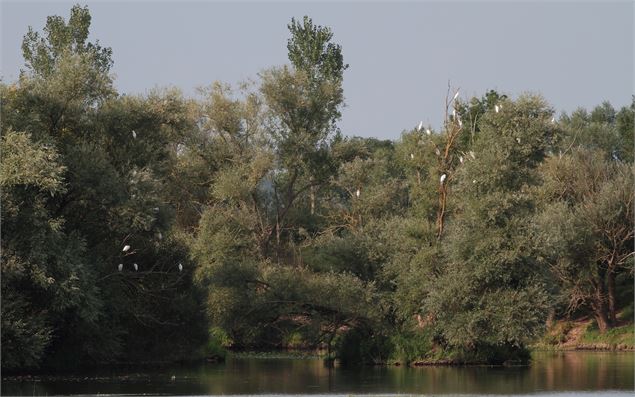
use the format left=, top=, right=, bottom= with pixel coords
left=2, top=351, right=633, bottom=396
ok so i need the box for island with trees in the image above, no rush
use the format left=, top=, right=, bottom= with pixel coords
left=2, top=5, right=633, bottom=373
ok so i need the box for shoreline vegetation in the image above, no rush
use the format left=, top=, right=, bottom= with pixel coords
left=2, top=5, right=633, bottom=375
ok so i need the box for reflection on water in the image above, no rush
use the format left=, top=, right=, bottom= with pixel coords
left=2, top=351, right=633, bottom=395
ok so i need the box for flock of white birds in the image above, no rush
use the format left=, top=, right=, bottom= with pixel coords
left=118, top=240, right=183, bottom=273
left=118, top=97, right=557, bottom=272
left=407, top=92, right=559, bottom=188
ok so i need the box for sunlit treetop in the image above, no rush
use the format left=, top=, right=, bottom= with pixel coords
left=287, top=16, right=348, bottom=84
left=21, top=4, right=113, bottom=77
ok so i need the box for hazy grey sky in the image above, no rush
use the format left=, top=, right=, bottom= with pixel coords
left=2, top=1, right=633, bottom=140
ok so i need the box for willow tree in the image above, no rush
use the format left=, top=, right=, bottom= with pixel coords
left=2, top=5, right=206, bottom=370
left=536, top=149, right=634, bottom=332
left=424, top=95, right=555, bottom=363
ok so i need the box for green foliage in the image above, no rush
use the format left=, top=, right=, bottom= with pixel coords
left=205, top=327, right=231, bottom=360
left=21, top=4, right=112, bottom=77
left=389, top=328, right=434, bottom=364
left=4, top=6, right=633, bottom=372
left=336, top=325, right=393, bottom=365
left=2, top=6, right=206, bottom=371
left=287, top=16, right=348, bottom=85
left=581, top=324, right=634, bottom=349
left=558, top=100, right=632, bottom=162
left=534, top=149, right=633, bottom=331
left=423, top=95, right=555, bottom=356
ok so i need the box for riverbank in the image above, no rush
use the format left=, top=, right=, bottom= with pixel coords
left=533, top=316, right=634, bottom=352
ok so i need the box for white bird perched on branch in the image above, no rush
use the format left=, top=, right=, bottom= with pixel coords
left=457, top=118, right=463, bottom=127
left=123, top=245, right=131, bottom=252
left=459, top=155, right=464, bottom=164
left=516, top=137, right=521, bottom=144
left=178, top=263, right=183, bottom=272
left=118, top=263, right=123, bottom=272
left=356, top=188, right=361, bottom=198
left=132, top=130, right=137, bottom=139
left=417, top=121, right=423, bottom=131
left=426, top=128, right=431, bottom=136
left=495, top=105, right=500, bottom=113
left=410, top=153, right=414, bottom=160
left=133, top=263, right=138, bottom=271
left=435, top=148, right=441, bottom=156
left=551, top=116, right=556, bottom=124
left=440, top=174, right=447, bottom=184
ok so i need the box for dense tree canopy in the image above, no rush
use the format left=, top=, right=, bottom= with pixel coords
left=2, top=5, right=633, bottom=371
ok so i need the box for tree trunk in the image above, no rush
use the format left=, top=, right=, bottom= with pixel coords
left=591, top=284, right=612, bottom=334
left=607, top=270, right=617, bottom=324
left=275, top=216, right=281, bottom=263
left=310, top=184, right=315, bottom=215
left=594, top=309, right=610, bottom=334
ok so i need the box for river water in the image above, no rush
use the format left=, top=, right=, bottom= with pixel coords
left=2, top=351, right=633, bottom=396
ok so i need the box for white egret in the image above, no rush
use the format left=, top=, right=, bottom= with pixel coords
left=123, top=245, right=131, bottom=252
left=459, top=156, right=464, bottom=163
left=473, top=179, right=477, bottom=184
left=426, top=128, right=431, bottom=136
left=440, top=174, right=447, bottom=184
left=178, top=263, right=183, bottom=272
left=157, top=232, right=163, bottom=240
left=356, top=188, right=361, bottom=198
left=495, top=105, right=500, bottom=113
left=551, top=116, right=556, bottom=124
left=458, top=118, right=463, bottom=127
left=417, top=121, right=423, bottom=131
left=153, top=207, right=160, bottom=213
left=133, top=263, right=138, bottom=271
left=132, top=130, right=137, bottom=139
left=435, top=148, right=441, bottom=156
left=516, top=137, right=521, bottom=144
left=118, top=263, right=123, bottom=272
left=410, top=153, right=414, bottom=160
